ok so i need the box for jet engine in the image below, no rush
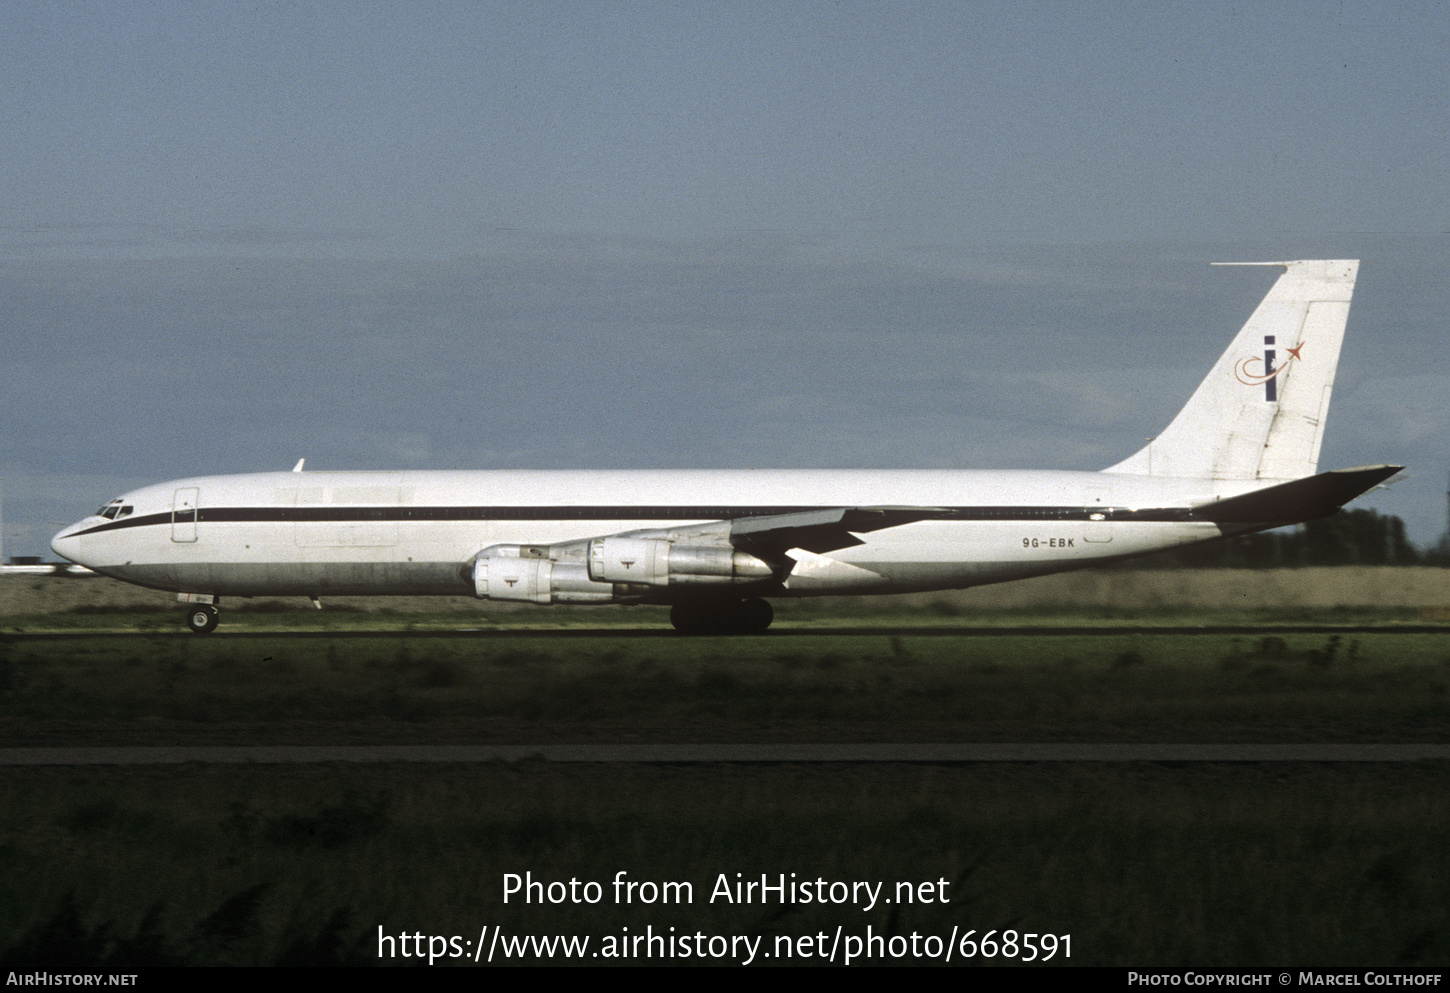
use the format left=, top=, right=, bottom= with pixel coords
left=587, top=537, right=775, bottom=586
left=471, top=545, right=613, bottom=604
left=471, top=538, right=777, bottom=604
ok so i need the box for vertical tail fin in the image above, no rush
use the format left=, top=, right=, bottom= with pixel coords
left=1106, top=259, right=1359, bottom=481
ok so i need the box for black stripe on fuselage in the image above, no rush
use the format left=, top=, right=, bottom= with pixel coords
left=69, top=504, right=1199, bottom=538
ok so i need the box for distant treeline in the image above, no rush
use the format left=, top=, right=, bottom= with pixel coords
left=1141, top=508, right=1446, bottom=568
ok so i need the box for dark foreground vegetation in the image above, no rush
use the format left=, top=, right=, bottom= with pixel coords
left=3, top=624, right=1449, bottom=744
left=3, top=606, right=1449, bottom=967
left=3, top=763, right=1449, bottom=967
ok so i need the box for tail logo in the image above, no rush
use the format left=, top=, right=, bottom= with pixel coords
left=1234, top=336, right=1304, bottom=401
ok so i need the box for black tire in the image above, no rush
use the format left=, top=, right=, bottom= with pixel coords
left=734, top=598, right=774, bottom=634
left=186, top=605, right=219, bottom=634
left=669, top=602, right=713, bottom=634
left=670, top=599, right=773, bottom=635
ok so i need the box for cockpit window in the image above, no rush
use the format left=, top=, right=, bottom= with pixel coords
left=97, top=499, right=125, bottom=519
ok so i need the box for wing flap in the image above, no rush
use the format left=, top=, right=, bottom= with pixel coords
left=730, top=506, right=946, bottom=554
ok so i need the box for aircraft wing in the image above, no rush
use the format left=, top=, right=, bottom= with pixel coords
left=728, top=506, right=948, bottom=554
left=1191, top=464, right=1403, bottom=525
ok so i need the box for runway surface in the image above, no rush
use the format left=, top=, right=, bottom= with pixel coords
left=6, top=623, right=1449, bottom=641
left=5, top=743, right=1450, bottom=765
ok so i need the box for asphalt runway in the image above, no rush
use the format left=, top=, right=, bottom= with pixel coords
left=6, top=623, right=1449, bottom=641
left=5, top=743, right=1450, bottom=765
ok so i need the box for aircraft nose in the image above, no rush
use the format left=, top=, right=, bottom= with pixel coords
left=51, top=521, right=89, bottom=565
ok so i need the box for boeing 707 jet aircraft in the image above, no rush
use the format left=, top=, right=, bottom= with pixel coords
left=52, top=260, right=1399, bottom=634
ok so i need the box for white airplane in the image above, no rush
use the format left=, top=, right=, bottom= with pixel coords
left=52, top=259, right=1399, bottom=634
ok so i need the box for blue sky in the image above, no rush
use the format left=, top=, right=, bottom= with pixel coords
left=2, top=2, right=1447, bottom=556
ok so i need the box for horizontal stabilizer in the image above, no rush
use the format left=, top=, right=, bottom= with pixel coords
left=731, top=506, right=946, bottom=554
left=1191, top=465, right=1402, bottom=525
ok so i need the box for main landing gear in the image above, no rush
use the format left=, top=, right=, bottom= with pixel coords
left=185, top=604, right=220, bottom=634
left=669, top=598, right=774, bottom=635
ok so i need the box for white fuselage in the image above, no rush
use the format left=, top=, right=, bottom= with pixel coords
left=46, top=260, right=1378, bottom=631
left=50, top=468, right=1259, bottom=600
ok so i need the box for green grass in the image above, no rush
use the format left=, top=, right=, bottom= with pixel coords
left=3, top=630, right=1449, bottom=743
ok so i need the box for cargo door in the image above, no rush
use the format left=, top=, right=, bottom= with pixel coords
left=296, top=485, right=400, bottom=547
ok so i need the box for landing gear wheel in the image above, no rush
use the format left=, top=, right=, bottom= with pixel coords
left=670, top=602, right=712, bottom=634
left=670, top=599, right=774, bottom=635
left=734, top=598, right=774, bottom=634
left=186, top=605, right=219, bottom=634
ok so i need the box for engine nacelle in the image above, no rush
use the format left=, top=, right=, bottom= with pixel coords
left=588, top=537, right=774, bottom=586
left=472, top=545, right=615, bottom=604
